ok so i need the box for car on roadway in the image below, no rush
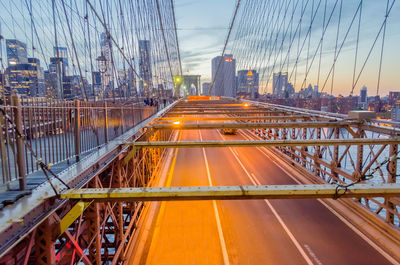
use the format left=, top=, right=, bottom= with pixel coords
left=220, top=128, right=238, bottom=135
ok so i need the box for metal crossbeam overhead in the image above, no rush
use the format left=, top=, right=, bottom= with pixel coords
left=171, top=108, right=262, bottom=111
left=150, top=121, right=356, bottom=129
left=156, top=115, right=310, bottom=121
left=126, top=138, right=400, bottom=148
left=176, top=103, right=244, bottom=107
left=166, top=111, right=291, bottom=115
left=60, top=184, right=400, bottom=201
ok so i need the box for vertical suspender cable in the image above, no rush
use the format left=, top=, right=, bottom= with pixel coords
left=208, top=0, right=241, bottom=96
left=376, top=0, right=390, bottom=96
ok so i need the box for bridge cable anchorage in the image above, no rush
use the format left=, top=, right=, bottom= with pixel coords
left=333, top=151, right=399, bottom=200
left=0, top=106, right=70, bottom=197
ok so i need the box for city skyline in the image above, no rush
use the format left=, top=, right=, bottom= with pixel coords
left=174, top=0, right=400, bottom=96
left=2, top=35, right=397, bottom=101
left=0, top=1, right=399, bottom=97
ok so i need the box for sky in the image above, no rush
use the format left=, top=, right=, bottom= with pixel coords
left=174, top=0, right=400, bottom=96
left=0, top=0, right=399, bottom=96
left=174, top=0, right=232, bottom=80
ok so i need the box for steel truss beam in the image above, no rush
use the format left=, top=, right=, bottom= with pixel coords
left=59, top=201, right=93, bottom=235
left=172, top=106, right=261, bottom=109
left=165, top=111, right=289, bottom=115
left=125, top=138, right=400, bottom=148
left=60, top=184, right=400, bottom=201
left=149, top=121, right=356, bottom=130
left=156, top=115, right=311, bottom=121
left=176, top=103, right=244, bottom=107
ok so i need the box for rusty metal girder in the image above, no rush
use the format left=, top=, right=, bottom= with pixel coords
left=60, top=184, right=400, bottom=201
left=125, top=138, right=400, bottom=148
left=59, top=201, right=93, bottom=236
left=0, top=101, right=179, bottom=260
left=149, top=121, right=356, bottom=130
left=156, top=115, right=311, bottom=121
left=165, top=111, right=289, bottom=115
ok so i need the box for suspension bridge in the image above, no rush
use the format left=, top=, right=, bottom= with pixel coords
left=0, top=0, right=400, bottom=264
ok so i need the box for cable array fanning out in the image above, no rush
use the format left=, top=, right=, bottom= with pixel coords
left=0, top=0, right=182, bottom=101
left=217, top=0, right=397, bottom=97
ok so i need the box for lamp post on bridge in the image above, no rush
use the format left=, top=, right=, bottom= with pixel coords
left=174, top=75, right=183, bottom=99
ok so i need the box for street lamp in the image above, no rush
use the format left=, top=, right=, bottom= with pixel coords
left=174, top=75, right=183, bottom=98
left=96, top=53, right=107, bottom=100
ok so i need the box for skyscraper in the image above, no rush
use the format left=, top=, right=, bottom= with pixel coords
left=139, top=40, right=152, bottom=97
left=273, top=72, right=288, bottom=97
left=92, top=71, right=102, bottom=99
left=211, top=54, right=236, bottom=97
left=202, top=82, right=211, bottom=95
left=237, top=69, right=259, bottom=98
left=28, top=58, right=45, bottom=96
left=4, top=39, right=42, bottom=97
left=53, top=47, right=69, bottom=76
left=100, top=32, right=114, bottom=96
left=6, top=63, right=38, bottom=97
left=359, top=86, right=368, bottom=109
left=6, top=39, right=28, bottom=66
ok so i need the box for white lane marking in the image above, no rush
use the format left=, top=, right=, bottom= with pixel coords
left=217, top=130, right=314, bottom=265
left=232, top=148, right=239, bottom=157
left=199, top=129, right=230, bottom=265
left=304, top=244, right=323, bottom=265
left=239, top=130, right=400, bottom=265
left=317, top=200, right=400, bottom=265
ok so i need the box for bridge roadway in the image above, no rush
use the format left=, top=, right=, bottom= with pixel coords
left=134, top=115, right=396, bottom=265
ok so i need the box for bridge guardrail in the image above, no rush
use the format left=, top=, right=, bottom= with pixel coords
left=242, top=99, right=399, bottom=226
left=0, top=91, right=158, bottom=191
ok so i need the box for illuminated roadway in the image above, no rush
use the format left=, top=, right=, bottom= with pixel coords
left=135, top=116, right=396, bottom=265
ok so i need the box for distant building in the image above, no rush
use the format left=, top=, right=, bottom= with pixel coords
left=389, top=91, right=400, bottom=107
left=368, top=95, right=383, bottom=113
left=139, top=40, right=153, bottom=97
left=273, top=72, right=288, bottom=98
left=5, top=63, right=38, bottom=97
left=202, top=82, right=211, bottom=95
left=0, top=73, right=7, bottom=99
left=237, top=69, right=259, bottom=98
left=44, top=70, right=57, bottom=98
left=28, top=58, right=45, bottom=96
left=72, top=75, right=88, bottom=99
left=4, top=39, right=43, bottom=97
left=44, top=47, right=70, bottom=98
left=61, top=75, right=87, bottom=100
left=117, top=70, right=128, bottom=97
left=6, top=39, right=28, bottom=66
left=127, top=68, right=137, bottom=97
left=53, top=47, right=69, bottom=76
left=211, top=54, right=236, bottom=97
left=359, top=86, right=368, bottom=109
left=54, top=46, right=68, bottom=58
left=48, top=58, right=66, bottom=98
left=392, top=107, right=400, bottom=121
left=237, top=70, right=248, bottom=94
left=100, top=32, right=114, bottom=96
left=62, top=76, right=74, bottom=99
left=303, top=84, right=313, bottom=98
left=313, top=85, right=319, bottom=98
left=92, top=71, right=102, bottom=98
left=284, top=82, right=295, bottom=98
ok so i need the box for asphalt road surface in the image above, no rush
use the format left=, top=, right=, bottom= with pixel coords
left=140, top=120, right=395, bottom=265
